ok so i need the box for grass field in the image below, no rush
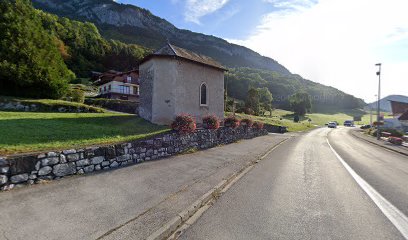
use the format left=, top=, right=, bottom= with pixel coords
left=230, top=109, right=375, bottom=132
left=0, top=112, right=169, bottom=155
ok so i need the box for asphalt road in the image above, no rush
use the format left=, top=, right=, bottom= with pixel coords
left=180, top=127, right=408, bottom=240
left=0, top=134, right=289, bottom=240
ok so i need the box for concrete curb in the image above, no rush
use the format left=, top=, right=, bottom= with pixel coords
left=350, top=130, right=408, bottom=157
left=146, top=137, right=291, bottom=240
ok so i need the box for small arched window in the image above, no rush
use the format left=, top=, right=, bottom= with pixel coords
left=200, top=83, right=208, bottom=106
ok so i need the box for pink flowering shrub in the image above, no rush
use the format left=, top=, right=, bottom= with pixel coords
left=252, top=121, right=264, bottom=130
left=202, top=115, right=220, bottom=129
left=171, top=114, right=196, bottom=134
left=240, top=118, right=254, bottom=127
left=224, top=116, right=240, bottom=129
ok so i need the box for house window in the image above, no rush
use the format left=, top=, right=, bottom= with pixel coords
left=127, top=76, right=132, bottom=83
left=119, top=85, right=130, bottom=94
left=200, top=83, right=208, bottom=106
left=134, top=86, right=139, bottom=95
left=108, top=85, right=111, bottom=91
left=104, top=86, right=107, bottom=92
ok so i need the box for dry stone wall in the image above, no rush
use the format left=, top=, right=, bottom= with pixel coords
left=0, top=127, right=267, bottom=191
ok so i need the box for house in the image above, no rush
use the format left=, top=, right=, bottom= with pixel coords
left=138, top=43, right=226, bottom=125
left=398, top=110, right=408, bottom=132
left=383, top=100, right=408, bottom=132
left=93, top=70, right=140, bottom=101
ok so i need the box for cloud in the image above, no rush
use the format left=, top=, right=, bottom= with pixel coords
left=229, top=0, right=408, bottom=102
left=185, top=0, right=230, bottom=24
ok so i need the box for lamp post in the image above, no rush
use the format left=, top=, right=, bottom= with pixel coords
left=370, top=94, right=377, bottom=126
left=375, top=63, right=382, bottom=140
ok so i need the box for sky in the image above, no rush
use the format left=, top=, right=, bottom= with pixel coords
left=117, top=0, right=408, bottom=103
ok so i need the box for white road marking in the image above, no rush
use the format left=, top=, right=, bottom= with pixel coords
left=327, top=138, right=408, bottom=239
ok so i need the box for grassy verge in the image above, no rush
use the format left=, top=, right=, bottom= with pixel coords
left=228, top=111, right=315, bottom=132
left=0, top=96, right=105, bottom=113
left=229, top=109, right=373, bottom=132
left=0, top=111, right=169, bottom=155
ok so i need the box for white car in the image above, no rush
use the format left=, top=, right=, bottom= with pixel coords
left=328, top=122, right=337, bottom=128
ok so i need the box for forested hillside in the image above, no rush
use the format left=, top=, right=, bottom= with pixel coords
left=1, top=0, right=366, bottom=111
left=36, top=9, right=149, bottom=77
left=0, top=0, right=149, bottom=98
left=226, top=68, right=365, bottom=111
left=32, top=0, right=291, bottom=75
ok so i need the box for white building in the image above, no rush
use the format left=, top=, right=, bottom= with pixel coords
left=94, top=70, right=140, bottom=101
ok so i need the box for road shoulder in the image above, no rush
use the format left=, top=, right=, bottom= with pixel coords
left=349, top=129, right=408, bottom=157
left=0, top=134, right=292, bottom=240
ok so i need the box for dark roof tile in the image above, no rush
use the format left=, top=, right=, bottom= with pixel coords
left=143, top=43, right=226, bottom=71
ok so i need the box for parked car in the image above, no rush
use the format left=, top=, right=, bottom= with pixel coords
left=328, top=122, right=337, bottom=128
left=344, top=120, right=354, bottom=127
left=360, top=124, right=371, bottom=129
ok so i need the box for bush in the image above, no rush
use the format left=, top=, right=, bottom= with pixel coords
left=202, top=115, right=220, bottom=129
left=240, top=118, right=254, bottom=127
left=371, top=128, right=403, bottom=138
left=388, top=137, right=403, bottom=145
left=224, top=115, right=240, bottom=128
left=171, top=114, right=196, bottom=134
left=253, top=121, right=264, bottom=130
left=294, top=115, right=300, bottom=123
left=67, top=89, right=85, bottom=103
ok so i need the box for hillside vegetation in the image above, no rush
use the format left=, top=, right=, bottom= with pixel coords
left=226, top=68, right=365, bottom=112
left=1, top=0, right=366, bottom=112
left=0, top=0, right=149, bottom=99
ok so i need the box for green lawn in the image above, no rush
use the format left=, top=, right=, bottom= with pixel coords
left=230, top=109, right=375, bottom=132
left=0, top=112, right=169, bottom=155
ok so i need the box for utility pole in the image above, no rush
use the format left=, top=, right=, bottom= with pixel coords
left=375, top=63, right=382, bottom=140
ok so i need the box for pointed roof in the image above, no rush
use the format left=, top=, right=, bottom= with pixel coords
left=140, top=43, right=226, bottom=71
left=399, top=110, right=408, bottom=121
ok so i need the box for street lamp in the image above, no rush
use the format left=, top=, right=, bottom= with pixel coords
left=375, top=63, right=381, bottom=140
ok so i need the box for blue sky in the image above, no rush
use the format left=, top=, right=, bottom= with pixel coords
left=118, top=0, right=278, bottom=39
left=116, top=0, right=408, bottom=102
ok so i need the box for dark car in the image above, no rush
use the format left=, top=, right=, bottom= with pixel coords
left=360, top=124, right=371, bottom=129
left=344, top=120, right=354, bottom=127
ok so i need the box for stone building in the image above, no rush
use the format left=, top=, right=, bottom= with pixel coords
left=139, top=43, right=226, bottom=125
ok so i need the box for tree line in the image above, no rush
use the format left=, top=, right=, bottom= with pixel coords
left=0, top=0, right=149, bottom=99
left=225, top=68, right=365, bottom=112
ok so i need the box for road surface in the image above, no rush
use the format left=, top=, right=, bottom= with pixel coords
left=180, top=127, right=408, bottom=240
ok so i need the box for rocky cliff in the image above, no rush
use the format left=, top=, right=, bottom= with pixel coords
left=32, top=0, right=291, bottom=74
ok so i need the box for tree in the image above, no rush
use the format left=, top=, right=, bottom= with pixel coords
left=289, top=91, right=312, bottom=116
left=0, top=0, right=75, bottom=99
left=257, top=87, right=273, bottom=116
left=245, top=88, right=260, bottom=115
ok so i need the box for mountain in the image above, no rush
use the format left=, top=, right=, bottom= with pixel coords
left=367, top=95, right=408, bottom=112
left=31, top=0, right=366, bottom=110
left=226, top=68, right=365, bottom=111
left=32, top=0, right=291, bottom=75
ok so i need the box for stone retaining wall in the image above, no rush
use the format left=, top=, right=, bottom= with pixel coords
left=0, top=127, right=267, bottom=191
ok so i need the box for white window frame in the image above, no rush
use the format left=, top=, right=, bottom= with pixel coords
left=200, top=82, right=208, bottom=106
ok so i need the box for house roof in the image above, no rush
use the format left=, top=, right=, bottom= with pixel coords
left=390, top=100, right=408, bottom=115
left=93, top=69, right=139, bottom=86
left=399, top=110, right=408, bottom=121
left=140, top=43, right=227, bottom=71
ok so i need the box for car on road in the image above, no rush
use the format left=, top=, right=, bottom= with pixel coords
left=328, top=122, right=337, bottom=128
left=360, top=124, right=371, bottom=129
left=344, top=120, right=354, bottom=127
